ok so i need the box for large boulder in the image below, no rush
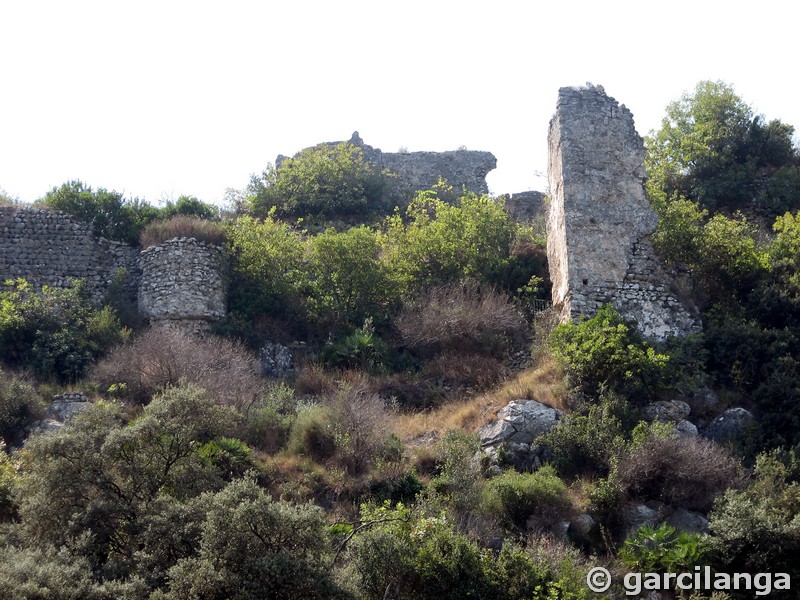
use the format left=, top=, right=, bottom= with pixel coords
left=479, top=399, right=561, bottom=447
left=641, top=400, right=691, bottom=423
left=259, top=343, right=295, bottom=378
left=705, top=408, right=755, bottom=444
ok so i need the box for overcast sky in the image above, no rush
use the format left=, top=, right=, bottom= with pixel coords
left=1, top=0, right=798, bottom=206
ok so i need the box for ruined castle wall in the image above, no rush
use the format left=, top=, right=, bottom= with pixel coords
left=138, top=238, right=227, bottom=332
left=278, top=133, right=497, bottom=201
left=546, top=85, right=699, bottom=340
left=380, top=149, right=496, bottom=196
left=0, top=206, right=139, bottom=304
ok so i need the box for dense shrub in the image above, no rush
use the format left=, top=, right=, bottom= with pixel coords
left=307, top=226, right=398, bottom=331
left=247, top=141, right=385, bottom=219
left=540, top=393, right=631, bottom=478
left=548, top=304, right=670, bottom=400
left=225, top=215, right=308, bottom=339
left=382, top=192, right=517, bottom=294
left=159, top=478, right=348, bottom=600
left=16, top=384, right=237, bottom=585
left=341, top=502, right=550, bottom=600
left=480, top=466, right=572, bottom=534
left=616, top=425, right=743, bottom=512
left=620, top=523, right=708, bottom=574
left=38, top=179, right=159, bottom=244
left=91, top=328, right=263, bottom=407
left=159, top=195, right=220, bottom=221
left=240, top=383, right=300, bottom=453
left=0, top=279, right=127, bottom=382
left=0, top=370, right=45, bottom=446
left=139, top=214, right=227, bottom=248
left=397, top=280, right=525, bottom=356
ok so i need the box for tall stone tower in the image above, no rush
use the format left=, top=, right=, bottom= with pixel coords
left=546, top=84, right=699, bottom=340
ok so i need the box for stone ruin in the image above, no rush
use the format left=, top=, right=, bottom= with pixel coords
left=546, top=84, right=700, bottom=340
left=278, top=132, right=498, bottom=200
left=0, top=206, right=227, bottom=333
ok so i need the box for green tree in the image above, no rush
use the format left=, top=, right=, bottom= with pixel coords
left=161, top=195, right=219, bottom=220
left=0, top=279, right=126, bottom=382
left=39, top=180, right=159, bottom=244
left=247, top=142, right=385, bottom=219
left=646, top=80, right=800, bottom=218
left=307, top=226, right=398, bottom=330
left=16, top=384, right=237, bottom=585
left=382, top=191, right=516, bottom=295
left=225, top=215, right=308, bottom=337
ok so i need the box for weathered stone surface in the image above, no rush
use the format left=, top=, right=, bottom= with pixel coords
left=502, top=190, right=546, bottom=222
left=546, top=84, right=700, bottom=340
left=260, top=343, right=295, bottom=378
left=49, top=392, right=92, bottom=422
left=0, top=206, right=139, bottom=305
left=705, top=408, right=756, bottom=444
left=665, top=507, right=709, bottom=534
left=278, top=132, right=497, bottom=201
left=622, top=502, right=660, bottom=536
left=641, top=400, right=691, bottom=423
left=674, top=419, right=699, bottom=437
left=138, top=237, right=227, bottom=332
left=479, top=399, right=561, bottom=447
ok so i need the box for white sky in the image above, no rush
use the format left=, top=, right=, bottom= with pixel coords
left=1, top=0, right=798, bottom=206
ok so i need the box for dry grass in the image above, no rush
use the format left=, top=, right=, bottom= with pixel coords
left=393, top=353, right=567, bottom=446
left=140, top=215, right=227, bottom=248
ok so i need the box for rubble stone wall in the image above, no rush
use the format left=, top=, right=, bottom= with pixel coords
left=546, top=85, right=700, bottom=339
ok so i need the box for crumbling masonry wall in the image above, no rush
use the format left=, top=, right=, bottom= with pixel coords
left=546, top=85, right=700, bottom=340
left=0, top=206, right=139, bottom=304
left=0, top=206, right=227, bottom=332
left=138, top=238, right=227, bottom=333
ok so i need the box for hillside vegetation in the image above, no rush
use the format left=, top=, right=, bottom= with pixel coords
left=1, top=80, right=799, bottom=599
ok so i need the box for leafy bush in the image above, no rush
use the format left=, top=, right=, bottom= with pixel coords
left=38, top=179, right=159, bottom=244
left=307, top=226, right=398, bottom=331
left=707, top=451, right=800, bottom=590
left=540, top=393, right=631, bottom=478
left=139, top=214, right=227, bottom=248
left=322, top=318, right=388, bottom=372
left=16, top=384, right=237, bottom=583
left=225, top=215, right=308, bottom=336
left=247, top=141, right=385, bottom=219
left=397, top=280, right=525, bottom=356
left=91, top=328, right=263, bottom=407
left=620, top=523, right=708, bottom=574
left=0, top=370, right=45, bottom=446
left=341, top=502, right=550, bottom=600
left=158, top=478, right=347, bottom=600
left=480, top=466, right=572, bottom=534
left=382, top=192, right=516, bottom=294
left=616, top=426, right=742, bottom=512
left=0, top=279, right=127, bottom=382
left=159, top=195, right=219, bottom=221
left=548, top=304, right=670, bottom=399
left=241, top=382, right=300, bottom=453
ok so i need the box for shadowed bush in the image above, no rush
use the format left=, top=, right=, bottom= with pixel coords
left=91, top=328, right=263, bottom=408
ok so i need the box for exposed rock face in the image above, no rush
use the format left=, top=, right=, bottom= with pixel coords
left=502, top=190, right=546, bottom=222
left=259, top=343, right=295, bottom=378
left=49, top=392, right=92, bottom=422
left=705, top=407, right=756, bottom=444
left=546, top=85, right=700, bottom=340
left=479, top=399, right=562, bottom=447
left=278, top=132, right=497, bottom=201
left=138, top=238, right=227, bottom=333
left=0, top=206, right=139, bottom=304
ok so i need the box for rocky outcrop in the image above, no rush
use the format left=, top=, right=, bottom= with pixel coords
left=546, top=84, right=700, bottom=340
left=479, top=399, right=561, bottom=471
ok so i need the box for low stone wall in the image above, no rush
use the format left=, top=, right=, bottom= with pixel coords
left=137, top=237, right=227, bottom=331
left=0, top=206, right=139, bottom=304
